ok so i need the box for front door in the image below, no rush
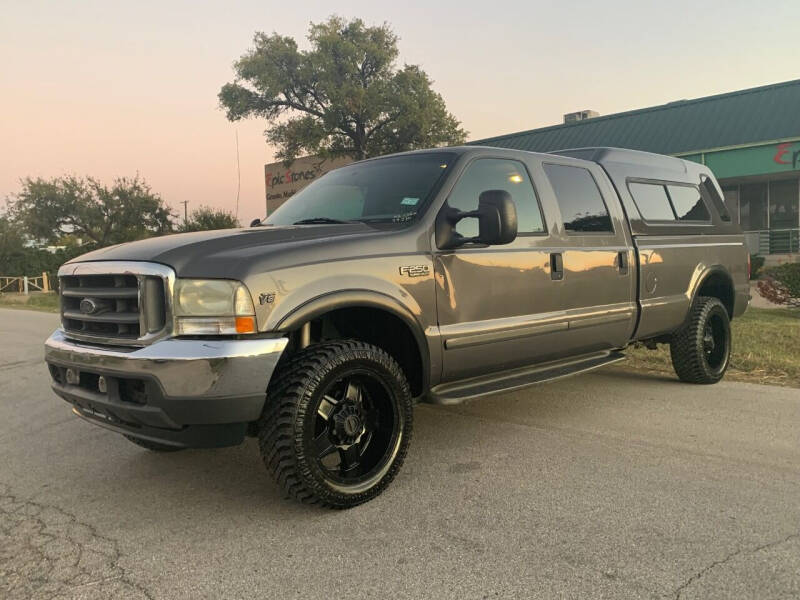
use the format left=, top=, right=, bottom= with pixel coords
left=434, top=157, right=565, bottom=382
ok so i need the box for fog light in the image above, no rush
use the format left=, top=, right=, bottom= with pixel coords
left=97, top=376, right=107, bottom=394
left=65, top=369, right=79, bottom=385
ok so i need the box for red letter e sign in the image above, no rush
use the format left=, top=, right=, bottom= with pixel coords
left=773, top=142, right=791, bottom=165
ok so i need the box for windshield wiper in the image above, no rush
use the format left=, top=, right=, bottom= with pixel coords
left=355, top=216, right=408, bottom=223
left=293, top=217, right=355, bottom=225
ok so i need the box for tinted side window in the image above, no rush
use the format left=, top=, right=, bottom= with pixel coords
left=543, top=164, right=613, bottom=233
left=629, top=182, right=675, bottom=221
left=667, top=185, right=710, bottom=221
left=448, top=158, right=545, bottom=238
left=701, top=176, right=731, bottom=221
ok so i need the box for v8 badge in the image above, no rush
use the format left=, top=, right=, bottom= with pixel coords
left=259, top=292, right=276, bottom=305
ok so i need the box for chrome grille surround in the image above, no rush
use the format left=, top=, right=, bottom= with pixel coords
left=58, top=261, right=175, bottom=347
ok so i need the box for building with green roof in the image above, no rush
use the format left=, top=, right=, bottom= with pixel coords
left=473, top=79, right=800, bottom=258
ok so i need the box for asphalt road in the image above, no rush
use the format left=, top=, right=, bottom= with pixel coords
left=1, top=308, right=798, bottom=599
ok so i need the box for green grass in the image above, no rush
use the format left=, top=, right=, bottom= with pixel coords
left=625, top=307, right=800, bottom=388
left=0, top=293, right=60, bottom=312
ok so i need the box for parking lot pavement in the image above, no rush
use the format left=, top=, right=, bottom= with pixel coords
left=1, top=307, right=799, bottom=599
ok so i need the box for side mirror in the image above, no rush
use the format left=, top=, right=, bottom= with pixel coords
left=436, top=189, right=518, bottom=249
left=250, top=218, right=262, bottom=227
left=475, top=190, right=517, bottom=245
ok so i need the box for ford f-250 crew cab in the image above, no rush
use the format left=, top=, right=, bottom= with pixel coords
left=45, top=146, right=749, bottom=508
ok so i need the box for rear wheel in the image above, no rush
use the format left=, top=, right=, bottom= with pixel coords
left=259, top=340, right=413, bottom=508
left=123, top=435, right=184, bottom=452
left=669, top=296, right=731, bottom=384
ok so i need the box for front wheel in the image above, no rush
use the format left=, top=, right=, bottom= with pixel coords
left=669, top=296, right=732, bottom=384
left=258, top=340, right=413, bottom=508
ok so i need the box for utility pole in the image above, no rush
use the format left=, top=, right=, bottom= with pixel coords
left=235, top=130, right=241, bottom=220
left=180, top=201, right=189, bottom=224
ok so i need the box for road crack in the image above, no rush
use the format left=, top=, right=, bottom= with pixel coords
left=0, top=482, right=155, bottom=600
left=0, top=358, right=42, bottom=371
left=673, top=532, right=800, bottom=599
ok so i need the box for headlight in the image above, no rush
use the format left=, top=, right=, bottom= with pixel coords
left=174, top=279, right=256, bottom=335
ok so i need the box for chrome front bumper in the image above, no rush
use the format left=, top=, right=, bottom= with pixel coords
left=44, top=329, right=289, bottom=447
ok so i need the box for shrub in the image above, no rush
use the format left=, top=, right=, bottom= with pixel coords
left=178, top=206, right=240, bottom=232
left=750, top=254, right=765, bottom=280
left=757, top=263, right=800, bottom=307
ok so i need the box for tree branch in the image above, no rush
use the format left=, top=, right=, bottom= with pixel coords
left=365, top=114, right=399, bottom=140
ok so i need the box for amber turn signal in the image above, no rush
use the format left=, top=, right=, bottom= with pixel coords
left=235, top=316, right=256, bottom=334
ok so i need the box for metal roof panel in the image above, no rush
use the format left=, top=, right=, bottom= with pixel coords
left=472, top=79, right=800, bottom=154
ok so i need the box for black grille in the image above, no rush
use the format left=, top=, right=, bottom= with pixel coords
left=60, top=273, right=165, bottom=342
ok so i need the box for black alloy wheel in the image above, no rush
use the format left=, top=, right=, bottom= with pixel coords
left=259, top=340, right=413, bottom=508
left=311, top=373, right=399, bottom=489
left=702, top=313, right=728, bottom=372
left=670, top=296, right=732, bottom=384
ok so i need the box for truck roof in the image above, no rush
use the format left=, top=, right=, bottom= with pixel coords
left=364, top=145, right=696, bottom=171
left=355, top=145, right=736, bottom=236
left=550, top=146, right=694, bottom=175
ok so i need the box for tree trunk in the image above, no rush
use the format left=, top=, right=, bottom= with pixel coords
left=355, top=122, right=366, bottom=160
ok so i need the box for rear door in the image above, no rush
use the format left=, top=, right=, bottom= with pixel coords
left=538, top=160, right=637, bottom=353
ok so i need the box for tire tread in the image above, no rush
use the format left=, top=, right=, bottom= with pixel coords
left=669, top=296, right=731, bottom=384
left=258, top=340, right=413, bottom=509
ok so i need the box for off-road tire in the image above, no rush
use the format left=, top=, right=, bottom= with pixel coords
left=669, top=296, right=731, bottom=384
left=123, top=435, right=184, bottom=452
left=258, top=340, right=413, bottom=509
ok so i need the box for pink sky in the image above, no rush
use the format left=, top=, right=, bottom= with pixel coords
left=2, top=0, right=799, bottom=224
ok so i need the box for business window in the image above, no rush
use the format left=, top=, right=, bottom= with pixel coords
left=739, top=183, right=767, bottom=231
left=769, top=179, right=799, bottom=230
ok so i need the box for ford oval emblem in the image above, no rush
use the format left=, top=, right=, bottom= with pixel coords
left=80, top=298, right=98, bottom=314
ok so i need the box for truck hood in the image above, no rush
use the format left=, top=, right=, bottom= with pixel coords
left=68, top=223, right=380, bottom=278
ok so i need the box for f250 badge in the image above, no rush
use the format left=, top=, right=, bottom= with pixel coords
left=399, top=265, right=430, bottom=278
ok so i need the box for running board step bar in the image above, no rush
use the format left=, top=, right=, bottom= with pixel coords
left=426, top=350, right=626, bottom=405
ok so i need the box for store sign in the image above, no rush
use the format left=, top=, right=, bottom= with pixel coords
left=264, top=156, right=352, bottom=214
left=698, top=139, right=800, bottom=179
left=773, top=142, right=800, bottom=168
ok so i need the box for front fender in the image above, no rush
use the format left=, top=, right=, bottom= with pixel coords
left=274, top=288, right=434, bottom=393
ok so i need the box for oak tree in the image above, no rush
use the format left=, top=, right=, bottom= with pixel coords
left=219, top=16, right=467, bottom=161
left=8, top=175, right=174, bottom=247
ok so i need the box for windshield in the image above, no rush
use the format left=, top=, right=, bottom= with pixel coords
left=265, top=153, right=455, bottom=226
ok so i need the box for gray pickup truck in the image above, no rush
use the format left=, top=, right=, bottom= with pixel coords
left=45, top=146, right=749, bottom=507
